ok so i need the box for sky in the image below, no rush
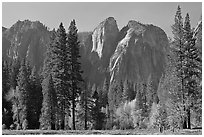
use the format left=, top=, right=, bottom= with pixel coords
left=2, top=2, right=202, bottom=38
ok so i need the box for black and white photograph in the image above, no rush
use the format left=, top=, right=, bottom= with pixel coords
left=1, top=1, right=202, bottom=135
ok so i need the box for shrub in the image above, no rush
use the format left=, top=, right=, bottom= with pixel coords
left=149, top=102, right=159, bottom=128
left=2, top=124, right=7, bottom=130
left=10, top=124, right=15, bottom=130
left=115, top=98, right=152, bottom=130
left=165, top=99, right=185, bottom=130
left=22, top=119, right=28, bottom=130
left=105, top=118, right=114, bottom=130
left=139, top=117, right=148, bottom=129
left=131, top=109, right=142, bottom=128
left=16, top=123, right=21, bottom=130
left=115, top=99, right=138, bottom=129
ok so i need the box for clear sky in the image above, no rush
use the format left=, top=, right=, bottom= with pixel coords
left=2, top=2, right=202, bottom=37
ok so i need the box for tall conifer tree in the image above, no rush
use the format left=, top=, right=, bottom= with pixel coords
left=17, top=59, right=30, bottom=129
left=51, top=23, right=71, bottom=129
left=171, top=5, right=187, bottom=129
left=40, top=74, right=57, bottom=130
left=29, top=67, right=43, bottom=129
left=183, top=13, right=202, bottom=129
left=67, top=20, right=83, bottom=130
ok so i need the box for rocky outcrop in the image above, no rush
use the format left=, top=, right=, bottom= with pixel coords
left=81, top=17, right=119, bottom=85
left=91, top=17, right=119, bottom=59
left=2, top=27, right=7, bottom=32
left=2, top=18, right=169, bottom=89
left=193, top=20, right=202, bottom=52
left=2, top=20, right=50, bottom=71
left=109, top=20, right=168, bottom=86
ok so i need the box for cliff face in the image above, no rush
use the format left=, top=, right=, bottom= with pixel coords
left=91, top=17, right=119, bottom=60
left=109, top=21, right=168, bottom=86
left=2, top=18, right=169, bottom=89
left=81, top=17, right=119, bottom=85
left=2, top=20, right=50, bottom=71
left=193, top=20, right=202, bottom=52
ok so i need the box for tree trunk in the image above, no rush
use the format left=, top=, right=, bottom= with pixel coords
left=84, top=88, right=87, bottom=130
left=187, top=108, right=191, bottom=129
left=72, top=92, right=75, bottom=130
left=61, top=119, right=64, bottom=130
left=85, top=107, right=87, bottom=130
left=183, top=119, right=187, bottom=129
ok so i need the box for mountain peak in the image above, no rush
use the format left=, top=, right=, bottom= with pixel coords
left=10, top=19, right=48, bottom=33
left=91, top=17, right=119, bottom=58
left=2, top=27, right=7, bottom=32
left=104, top=17, right=116, bottom=25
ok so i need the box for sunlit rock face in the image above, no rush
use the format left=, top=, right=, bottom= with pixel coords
left=91, top=17, right=119, bottom=60
left=2, top=20, right=50, bottom=71
left=109, top=20, right=168, bottom=87
left=193, top=20, right=202, bottom=53
left=81, top=17, right=119, bottom=85
left=2, top=18, right=169, bottom=90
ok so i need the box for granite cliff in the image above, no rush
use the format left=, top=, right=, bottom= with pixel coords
left=109, top=20, right=168, bottom=88
left=2, top=17, right=170, bottom=92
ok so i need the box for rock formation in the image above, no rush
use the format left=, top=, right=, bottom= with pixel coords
left=81, top=17, right=119, bottom=85
left=2, top=20, right=50, bottom=71
left=2, top=18, right=169, bottom=91
left=109, top=20, right=168, bottom=88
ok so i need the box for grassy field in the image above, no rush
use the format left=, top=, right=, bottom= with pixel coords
left=2, top=129, right=202, bottom=135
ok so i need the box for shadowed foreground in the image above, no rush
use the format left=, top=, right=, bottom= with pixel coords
left=2, top=129, right=202, bottom=135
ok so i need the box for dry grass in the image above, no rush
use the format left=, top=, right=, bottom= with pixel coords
left=2, top=129, right=202, bottom=135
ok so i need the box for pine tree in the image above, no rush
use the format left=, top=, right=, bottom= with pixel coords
left=108, top=80, right=117, bottom=126
left=25, top=60, right=32, bottom=78
left=17, top=59, right=30, bottom=129
left=2, top=59, right=13, bottom=127
left=43, top=30, right=56, bottom=78
left=182, top=13, right=202, bottom=129
left=91, top=89, right=106, bottom=130
left=40, top=74, right=57, bottom=130
left=146, top=74, right=155, bottom=108
left=2, top=60, right=11, bottom=111
left=116, top=80, right=123, bottom=106
left=102, top=78, right=109, bottom=107
left=29, top=67, right=43, bottom=129
left=135, top=88, right=142, bottom=110
left=51, top=23, right=71, bottom=129
left=123, top=80, right=135, bottom=102
left=77, top=82, right=94, bottom=130
left=10, top=58, right=21, bottom=89
left=171, top=5, right=187, bottom=129
left=67, top=20, right=83, bottom=130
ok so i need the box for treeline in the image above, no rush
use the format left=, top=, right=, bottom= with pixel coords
left=2, top=6, right=202, bottom=131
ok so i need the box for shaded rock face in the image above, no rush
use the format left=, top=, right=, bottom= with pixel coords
left=109, top=21, right=168, bottom=87
left=2, top=20, right=50, bottom=71
left=2, top=18, right=168, bottom=90
left=193, top=20, right=202, bottom=53
left=91, top=17, right=119, bottom=60
left=81, top=17, right=119, bottom=85
left=2, top=27, right=7, bottom=32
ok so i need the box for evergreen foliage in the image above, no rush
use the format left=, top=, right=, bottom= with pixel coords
left=28, top=67, right=43, bottom=129
left=67, top=20, right=83, bottom=130
left=46, top=23, right=71, bottom=129
left=10, top=58, right=21, bottom=89
left=2, top=59, right=13, bottom=127
left=40, top=74, right=57, bottom=130
left=90, top=89, right=106, bottom=130
left=182, top=13, right=202, bottom=129
left=76, top=82, right=94, bottom=130
left=171, top=5, right=187, bottom=129
left=17, top=59, right=30, bottom=129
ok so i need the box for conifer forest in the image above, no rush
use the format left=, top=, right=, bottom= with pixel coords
left=2, top=2, right=202, bottom=135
